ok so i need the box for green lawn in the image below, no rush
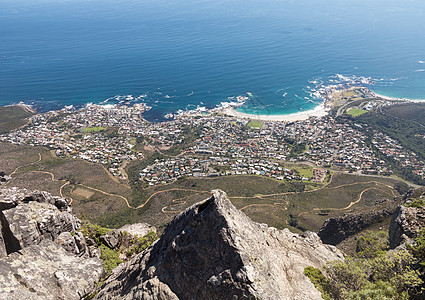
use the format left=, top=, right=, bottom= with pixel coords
left=82, top=126, right=107, bottom=133
left=347, top=108, right=367, bottom=117
left=247, top=120, right=263, bottom=129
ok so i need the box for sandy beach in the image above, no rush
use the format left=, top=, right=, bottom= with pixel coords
left=370, top=91, right=425, bottom=103
left=221, top=104, right=329, bottom=122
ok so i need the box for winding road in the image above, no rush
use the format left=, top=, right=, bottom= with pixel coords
left=5, top=153, right=399, bottom=219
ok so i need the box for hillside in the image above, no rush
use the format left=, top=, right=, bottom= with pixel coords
left=0, top=105, right=34, bottom=133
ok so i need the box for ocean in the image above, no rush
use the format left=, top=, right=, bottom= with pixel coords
left=1, top=0, right=425, bottom=121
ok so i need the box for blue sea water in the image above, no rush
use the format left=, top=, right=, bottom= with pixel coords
left=1, top=0, right=425, bottom=121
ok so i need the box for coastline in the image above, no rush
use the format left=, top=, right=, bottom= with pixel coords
left=221, top=104, right=329, bottom=122
left=5, top=103, right=37, bottom=114
left=369, top=90, right=425, bottom=103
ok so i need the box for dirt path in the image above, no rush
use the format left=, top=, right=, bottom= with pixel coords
left=137, top=188, right=210, bottom=209
left=161, top=191, right=212, bottom=213
left=298, top=183, right=395, bottom=217
left=7, top=152, right=42, bottom=178
left=100, top=164, right=130, bottom=188
left=5, top=159, right=399, bottom=219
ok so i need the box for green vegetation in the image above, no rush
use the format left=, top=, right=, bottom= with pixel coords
left=0, top=105, right=34, bottom=133
left=81, top=219, right=159, bottom=276
left=80, top=220, right=110, bottom=244
left=82, top=126, right=107, bottom=133
left=405, top=199, right=425, bottom=209
left=409, top=229, right=425, bottom=274
left=247, top=120, right=263, bottom=129
left=340, top=104, right=425, bottom=185
left=99, top=244, right=122, bottom=275
left=289, top=142, right=306, bottom=158
left=355, top=230, right=388, bottom=258
left=346, top=108, right=367, bottom=117
left=306, top=230, right=425, bottom=299
left=304, top=266, right=332, bottom=300
left=292, top=165, right=313, bottom=178
left=125, top=231, right=158, bottom=257
left=358, top=109, right=425, bottom=161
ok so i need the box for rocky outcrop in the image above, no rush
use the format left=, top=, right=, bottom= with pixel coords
left=318, top=209, right=393, bottom=245
left=0, top=171, right=11, bottom=186
left=99, top=223, right=157, bottom=250
left=0, top=239, right=103, bottom=299
left=0, top=186, right=104, bottom=299
left=119, top=223, right=156, bottom=237
left=389, top=189, right=425, bottom=249
left=389, top=205, right=425, bottom=249
left=96, top=190, right=343, bottom=300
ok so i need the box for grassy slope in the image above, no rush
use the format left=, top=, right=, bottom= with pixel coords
left=0, top=105, right=34, bottom=133
left=1, top=142, right=404, bottom=234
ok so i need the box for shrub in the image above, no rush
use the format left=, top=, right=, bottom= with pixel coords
left=304, top=266, right=331, bottom=300
left=99, top=244, right=122, bottom=275
left=355, top=230, right=389, bottom=259
left=125, top=231, right=158, bottom=257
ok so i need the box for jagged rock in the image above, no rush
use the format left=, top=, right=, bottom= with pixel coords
left=119, top=223, right=157, bottom=237
left=96, top=190, right=343, bottom=300
left=23, top=190, right=70, bottom=212
left=318, top=208, right=393, bottom=245
left=2, top=200, right=81, bottom=251
left=0, top=171, right=11, bottom=186
left=0, top=239, right=103, bottom=300
left=0, top=186, right=104, bottom=299
left=87, top=238, right=101, bottom=259
left=55, top=232, right=79, bottom=254
left=100, top=230, right=120, bottom=249
left=389, top=204, right=425, bottom=249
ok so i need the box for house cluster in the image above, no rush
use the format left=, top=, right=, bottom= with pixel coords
left=2, top=102, right=423, bottom=182
left=274, top=117, right=390, bottom=175
left=0, top=105, right=147, bottom=177
left=372, top=132, right=425, bottom=177
left=139, top=155, right=302, bottom=186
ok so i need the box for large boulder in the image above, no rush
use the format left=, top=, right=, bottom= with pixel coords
left=119, top=223, right=156, bottom=237
left=0, top=239, right=103, bottom=299
left=389, top=189, right=425, bottom=249
left=96, top=190, right=343, bottom=300
left=318, top=209, right=393, bottom=245
left=389, top=205, right=425, bottom=249
left=2, top=200, right=81, bottom=251
left=0, top=187, right=104, bottom=299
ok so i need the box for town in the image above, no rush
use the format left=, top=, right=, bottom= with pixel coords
left=1, top=98, right=424, bottom=184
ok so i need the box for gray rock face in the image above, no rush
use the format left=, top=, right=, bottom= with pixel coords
left=119, top=223, right=157, bottom=237
left=389, top=204, right=425, bottom=249
left=0, top=186, right=104, bottom=299
left=100, top=230, right=120, bottom=249
left=96, top=190, right=343, bottom=300
left=3, top=200, right=81, bottom=250
left=318, top=209, right=393, bottom=245
left=0, top=239, right=103, bottom=300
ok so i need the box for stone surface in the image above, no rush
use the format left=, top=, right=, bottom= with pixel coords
left=0, top=172, right=11, bottom=186
left=389, top=204, right=425, bottom=249
left=96, top=190, right=343, bottom=300
left=318, top=209, right=393, bottom=245
left=0, top=186, right=104, bottom=299
left=100, top=230, right=120, bottom=249
left=119, top=223, right=157, bottom=237
left=3, top=200, right=81, bottom=251
left=0, top=239, right=103, bottom=300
